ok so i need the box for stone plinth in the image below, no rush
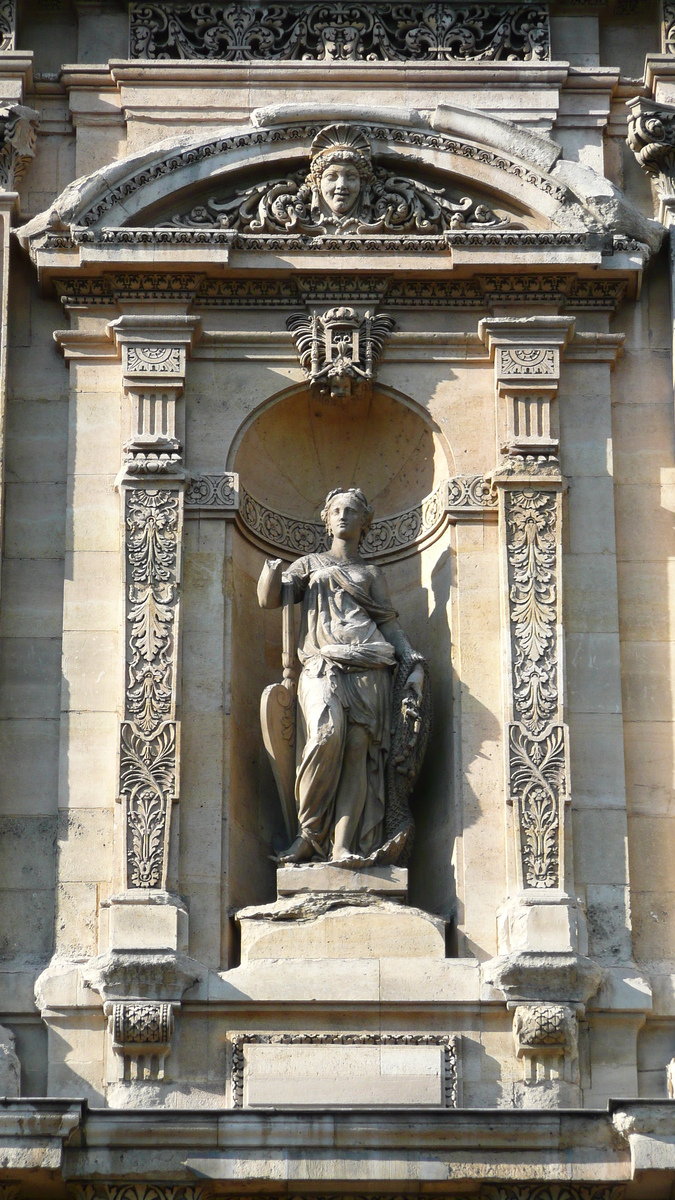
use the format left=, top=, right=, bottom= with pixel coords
left=277, top=863, right=408, bottom=899
left=237, top=895, right=446, bottom=961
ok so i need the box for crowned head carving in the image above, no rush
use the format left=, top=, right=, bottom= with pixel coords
left=307, top=124, right=373, bottom=222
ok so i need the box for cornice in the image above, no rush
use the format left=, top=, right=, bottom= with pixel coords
left=57, top=58, right=572, bottom=91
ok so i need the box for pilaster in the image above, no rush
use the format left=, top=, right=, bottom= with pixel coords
left=479, top=315, right=600, bottom=1106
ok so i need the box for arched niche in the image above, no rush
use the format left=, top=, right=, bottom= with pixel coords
left=227, top=384, right=457, bottom=925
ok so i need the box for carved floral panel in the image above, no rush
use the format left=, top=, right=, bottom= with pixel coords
left=120, top=489, right=181, bottom=890
left=129, top=2, right=550, bottom=62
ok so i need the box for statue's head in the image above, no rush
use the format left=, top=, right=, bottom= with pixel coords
left=308, top=125, right=373, bottom=219
left=321, top=487, right=374, bottom=545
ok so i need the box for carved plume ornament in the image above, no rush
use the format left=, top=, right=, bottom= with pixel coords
left=129, top=1, right=550, bottom=62
left=287, top=306, right=395, bottom=397
left=168, top=123, right=523, bottom=237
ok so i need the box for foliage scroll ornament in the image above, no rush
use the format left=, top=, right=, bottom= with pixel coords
left=167, top=123, right=524, bottom=238
left=504, top=488, right=564, bottom=889
left=129, top=1, right=550, bottom=62
left=509, top=723, right=565, bottom=889
left=120, top=490, right=180, bottom=890
left=505, top=489, right=558, bottom=735
left=70, top=121, right=566, bottom=228
left=626, top=96, right=675, bottom=196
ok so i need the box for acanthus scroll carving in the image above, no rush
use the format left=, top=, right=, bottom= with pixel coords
left=505, top=489, right=559, bottom=735
left=129, top=1, right=550, bottom=63
left=120, top=489, right=181, bottom=890
left=509, top=723, right=565, bottom=889
left=167, top=122, right=524, bottom=237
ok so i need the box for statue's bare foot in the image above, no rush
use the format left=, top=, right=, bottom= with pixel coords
left=278, top=835, right=314, bottom=864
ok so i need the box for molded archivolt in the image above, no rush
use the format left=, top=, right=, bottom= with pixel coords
left=16, top=103, right=661, bottom=256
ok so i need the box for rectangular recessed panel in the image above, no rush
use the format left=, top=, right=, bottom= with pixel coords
left=244, top=1042, right=445, bottom=1107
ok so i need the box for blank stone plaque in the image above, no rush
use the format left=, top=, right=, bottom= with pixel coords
left=241, top=1039, right=450, bottom=1107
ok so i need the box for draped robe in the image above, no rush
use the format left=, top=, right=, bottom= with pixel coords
left=284, top=553, right=397, bottom=858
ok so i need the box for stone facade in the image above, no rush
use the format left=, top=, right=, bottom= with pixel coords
left=2, top=0, right=675, bottom=1197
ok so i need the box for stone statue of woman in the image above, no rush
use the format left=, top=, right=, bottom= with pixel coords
left=257, top=487, right=430, bottom=866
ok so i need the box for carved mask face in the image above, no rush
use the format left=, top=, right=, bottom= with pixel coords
left=319, top=163, right=361, bottom=216
left=328, top=494, right=365, bottom=540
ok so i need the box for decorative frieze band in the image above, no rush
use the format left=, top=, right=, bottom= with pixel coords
left=129, top=1, right=550, bottom=63
left=70, top=1187, right=209, bottom=1200
left=68, top=1190, right=627, bottom=1200
left=53, top=272, right=629, bottom=313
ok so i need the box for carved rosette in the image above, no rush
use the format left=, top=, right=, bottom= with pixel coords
left=112, top=318, right=201, bottom=892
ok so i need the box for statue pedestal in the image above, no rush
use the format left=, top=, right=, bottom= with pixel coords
left=235, top=866, right=443, bottom=961
left=277, top=863, right=408, bottom=900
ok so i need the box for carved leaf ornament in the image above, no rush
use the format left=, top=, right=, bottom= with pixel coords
left=506, top=489, right=558, bottom=734
left=129, top=2, right=550, bottom=62
left=510, top=724, right=564, bottom=888
left=121, top=490, right=180, bottom=889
